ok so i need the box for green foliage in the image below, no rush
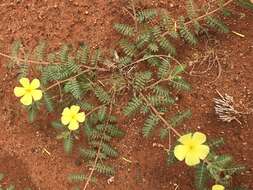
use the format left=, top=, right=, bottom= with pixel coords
left=77, top=44, right=89, bottom=65
left=160, top=14, right=178, bottom=38
left=17, top=62, right=29, bottom=79
left=69, top=108, right=123, bottom=188
left=64, top=134, right=74, bottom=154
left=59, top=44, right=69, bottom=63
left=142, top=114, right=159, bottom=137
left=6, top=1, right=248, bottom=189
left=167, top=146, right=177, bottom=165
left=178, top=16, right=198, bottom=45
left=79, top=148, right=107, bottom=160
left=114, top=24, right=134, bottom=37
left=123, top=96, right=143, bottom=116
left=133, top=71, right=152, bottom=90
left=90, top=162, right=115, bottom=176
left=208, top=138, right=225, bottom=149
left=93, top=85, right=111, bottom=104
left=195, top=162, right=208, bottom=190
left=91, top=49, right=102, bottom=66
left=170, top=109, right=192, bottom=127
left=68, top=173, right=97, bottom=183
left=34, top=41, right=46, bottom=61
left=9, top=40, right=22, bottom=66
left=193, top=137, right=246, bottom=190
left=171, top=76, right=191, bottom=91
left=160, top=110, right=191, bottom=139
left=43, top=92, right=54, bottom=112
left=136, top=9, right=157, bottom=23
left=119, top=39, right=136, bottom=57
left=186, top=0, right=201, bottom=32
left=236, top=0, right=253, bottom=10
left=64, top=79, right=82, bottom=99
left=89, top=141, right=118, bottom=157
left=27, top=103, right=38, bottom=123
left=205, top=16, right=229, bottom=33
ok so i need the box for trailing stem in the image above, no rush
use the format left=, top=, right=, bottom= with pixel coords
left=162, top=0, right=234, bottom=37
left=139, top=92, right=181, bottom=137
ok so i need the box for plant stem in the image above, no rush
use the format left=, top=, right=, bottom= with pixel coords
left=121, top=54, right=171, bottom=69
left=0, top=52, right=109, bottom=72
left=139, top=92, right=181, bottom=137
left=44, top=69, right=91, bottom=91
left=83, top=90, right=116, bottom=190
left=131, top=0, right=138, bottom=31
left=146, top=77, right=172, bottom=89
left=162, top=0, right=234, bottom=37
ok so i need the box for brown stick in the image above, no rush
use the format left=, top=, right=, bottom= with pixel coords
left=0, top=52, right=109, bottom=73
left=162, top=0, right=234, bottom=37
left=45, top=69, right=91, bottom=91
left=139, top=92, right=181, bottom=137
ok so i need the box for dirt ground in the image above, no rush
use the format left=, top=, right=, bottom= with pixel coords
left=0, top=0, right=252, bottom=190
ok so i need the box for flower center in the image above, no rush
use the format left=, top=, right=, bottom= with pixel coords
left=71, top=114, right=77, bottom=120
left=189, top=145, right=194, bottom=150
left=25, top=86, right=33, bottom=93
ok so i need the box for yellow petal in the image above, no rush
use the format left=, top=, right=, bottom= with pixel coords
left=30, top=78, right=40, bottom=89
left=174, top=145, right=188, bottom=161
left=31, top=90, right=43, bottom=101
left=14, top=87, right=26, bottom=97
left=212, top=184, right=225, bottom=190
left=192, top=132, right=207, bottom=144
left=61, top=115, right=71, bottom=125
left=19, top=78, right=30, bottom=88
left=196, top=145, right=210, bottom=160
left=185, top=152, right=200, bottom=166
left=62, top=107, right=71, bottom=116
left=77, top=112, right=85, bottom=122
left=70, top=105, right=80, bottom=114
left=178, top=133, right=192, bottom=145
left=20, top=94, right=33, bottom=106
left=68, top=120, right=79, bottom=131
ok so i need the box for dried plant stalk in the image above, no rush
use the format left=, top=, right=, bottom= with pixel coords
left=213, top=90, right=242, bottom=124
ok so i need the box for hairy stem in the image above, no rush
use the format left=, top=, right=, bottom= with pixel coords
left=0, top=52, right=109, bottom=72
left=139, top=92, right=181, bottom=137
left=162, top=0, right=234, bottom=37
left=83, top=90, right=116, bottom=190
left=44, top=69, right=91, bottom=91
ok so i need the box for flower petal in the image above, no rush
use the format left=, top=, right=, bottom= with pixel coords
left=62, top=107, right=71, bottom=116
left=19, top=78, right=30, bottom=88
left=31, top=90, right=43, bottom=101
left=14, top=87, right=26, bottom=97
left=178, top=133, right=192, bottom=145
left=185, top=152, right=200, bottom=166
left=212, top=184, right=225, bottom=190
left=77, top=112, right=85, bottom=123
left=61, top=115, right=71, bottom=125
left=68, top=120, right=79, bottom=131
left=30, top=78, right=40, bottom=89
left=70, top=105, right=80, bottom=114
left=20, top=94, right=33, bottom=106
left=174, top=145, right=188, bottom=161
left=196, top=145, right=210, bottom=160
left=192, top=132, right=207, bottom=144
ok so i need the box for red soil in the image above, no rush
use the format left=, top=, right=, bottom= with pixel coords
left=0, top=0, right=252, bottom=190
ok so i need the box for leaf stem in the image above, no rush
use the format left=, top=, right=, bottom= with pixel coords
left=139, top=92, right=181, bottom=137
left=162, top=0, right=234, bottom=37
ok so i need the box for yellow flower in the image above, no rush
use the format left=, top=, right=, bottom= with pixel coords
left=212, top=184, right=225, bottom=190
left=61, top=105, right=85, bottom=131
left=14, top=78, right=43, bottom=106
left=173, top=132, right=210, bottom=166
